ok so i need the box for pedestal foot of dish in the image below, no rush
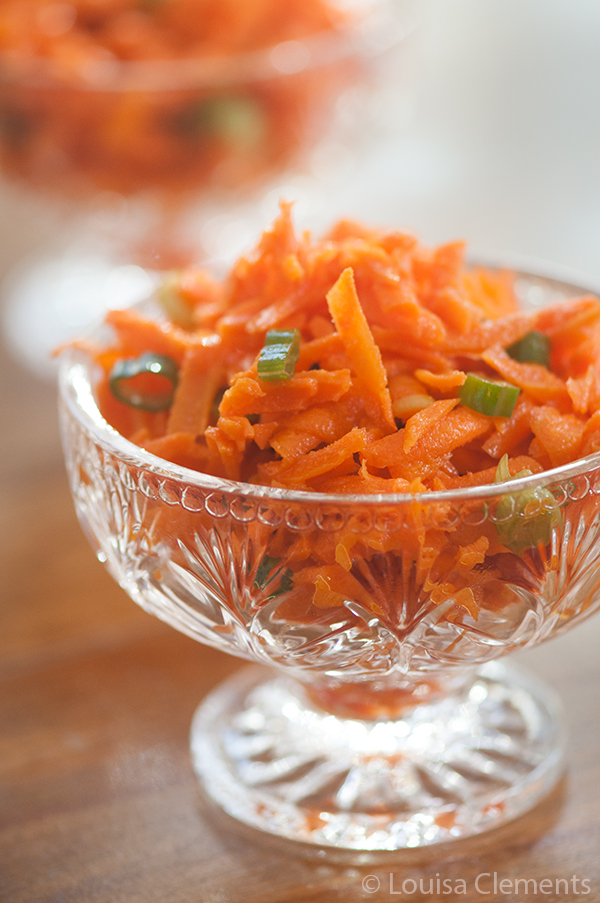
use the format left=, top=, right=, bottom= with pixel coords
left=191, top=662, right=564, bottom=851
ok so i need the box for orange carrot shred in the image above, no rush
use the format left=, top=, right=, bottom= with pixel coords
left=326, top=268, right=395, bottom=434
left=403, top=398, right=460, bottom=452
left=528, top=407, right=586, bottom=467
left=75, top=205, right=600, bottom=643
left=481, top=346, right=571, bottom=406
left=166, top=341, right=224, bottom=436
left=86, top=208, right=600, bottom=501
left=261, top=426, right=370, bottom=486
left=414, top=369, right=467, bottom=393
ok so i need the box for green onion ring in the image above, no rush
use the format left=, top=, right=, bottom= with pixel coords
left=257, top=329, right=301, bottom=382
left=460, top=373, right=520, bottom=418
left=109, top=353, right=179, bottom=412
left=506, top=331, right=551, bottom=368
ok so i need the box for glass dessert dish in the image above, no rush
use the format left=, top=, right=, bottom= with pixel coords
left=58, top=263, right=600, bottom=853
left=1, top=0, right=419, bottom=378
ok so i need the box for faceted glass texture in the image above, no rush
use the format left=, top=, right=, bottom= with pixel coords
left=59, top=266, right=600, bottom=850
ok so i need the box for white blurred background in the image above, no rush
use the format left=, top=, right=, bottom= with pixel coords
left=301, top=0, right=600, bottom=282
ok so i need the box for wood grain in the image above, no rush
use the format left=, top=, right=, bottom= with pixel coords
left=2, top=310, right=600, bottom=903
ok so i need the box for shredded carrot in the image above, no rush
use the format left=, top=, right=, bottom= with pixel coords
left=481, top=346, right=571, bottom=407
left=326, top=268, right=395, bottom=434
left=528, top=407, right=586, bottom=467
left=414, top=369, right=466, bottom=394
left=88, top=203, right=600, bottom=489
left=106, top=308, right=208, bottom=366
left=403, top=399, right=460, bottom=453
left=166, top=342, right=224, bottom=436
left=259, top=426, right=370, bottom=487
left=566, top=365, right=600, bottom=415
left=363, top=406, right=491, bottom=481
left=80, top=204, right=600, bottom=629
left=482, top=395, right=535, bottom=459
left=140, top=432, right=210, bottom=471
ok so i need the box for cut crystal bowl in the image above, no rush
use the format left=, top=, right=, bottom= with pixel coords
left=59, top=264, right=600, bottom=851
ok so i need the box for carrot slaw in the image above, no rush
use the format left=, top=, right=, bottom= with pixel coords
left=74, top=203, right=600, bottom=624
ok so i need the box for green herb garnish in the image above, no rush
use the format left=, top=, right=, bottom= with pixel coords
left=494, top=454, right=563, bottom=553
left=254, top=555, right=293, bottom=599
left=269, top=569, right=293, bottom=600
left=157, top=275, right=196, bottom=330
left=460, top=374, right=520, bottom=418
left=109, top=353, right=178, bottom=412
left=172, top=94, right=264, bottom=149
left=257, top=329, right=300, bottom=382
left=254, top=555, right=282, bottom=589
left=507, top=331, right=551, bottom=368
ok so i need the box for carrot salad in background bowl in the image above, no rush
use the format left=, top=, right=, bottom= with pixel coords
left=1, top=0, right=419, bottom=379
left=0, top=0, right=402, bottom=199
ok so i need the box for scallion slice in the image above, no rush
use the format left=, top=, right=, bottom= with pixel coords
left=494, top=454, right=563, bottom=553
left=506, top=331, right=551, bottom=367
left=109, top=353, right=178, bottom=412
left=460, top=373, right=520, bottom=418
left=173, top=94, right=264, bottom=149
left=257, top=329, right=300, bottom=382
left=253, top=555, right=293, bottom=599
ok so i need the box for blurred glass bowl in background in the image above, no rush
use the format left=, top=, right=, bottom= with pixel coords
left=0, top=0, right=422, bottom=377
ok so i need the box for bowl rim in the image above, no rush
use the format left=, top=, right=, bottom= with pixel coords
left=58, top=254, right=600, bottom=508
left=0, top=0, right=415, bottom=92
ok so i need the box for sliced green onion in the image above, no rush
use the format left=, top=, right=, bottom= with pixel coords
left=495, top=453, right=518, bottom=484
left=109, top=353, right=178, bottom=412
left=157, top=274, right=196, bottom=330
left=460, top=373, right=520, bottom=418
left=494, top=454, right=563, bottom=553
left=254, top=555, right=282, bottom=590
left=207, top=95, right=264, bottom=148
left=257, top=329, right=300, bottom=382
left=269, top=569, right=293, bottom=600
left=253, top=555, right=293, bottom=599
left=173, top=94, right=264, bottom=149
left=506, top=331, right=551, bottom=367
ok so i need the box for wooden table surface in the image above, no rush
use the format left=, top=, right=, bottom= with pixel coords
left=2, top=319, right=600, bottom=903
